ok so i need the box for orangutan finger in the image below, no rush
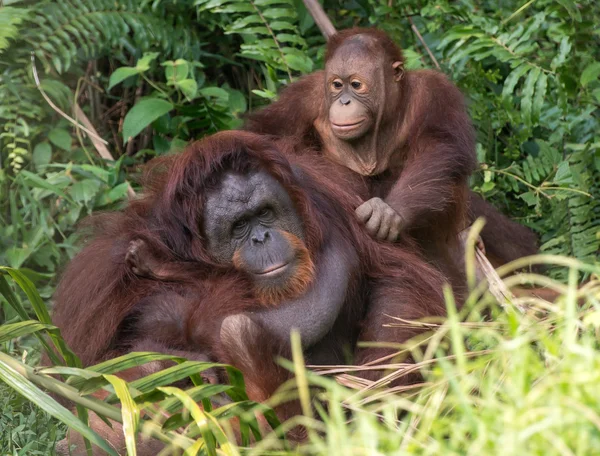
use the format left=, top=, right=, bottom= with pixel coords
left=365, top=210, right=382, bottom=236
left=355, top=200, right=374, bottom=223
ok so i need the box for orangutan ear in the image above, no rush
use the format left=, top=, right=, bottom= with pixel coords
left=392, top=61, right=404, bottom=82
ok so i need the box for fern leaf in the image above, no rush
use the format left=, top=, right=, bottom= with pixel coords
left=0, top=6, right=29, bottom=53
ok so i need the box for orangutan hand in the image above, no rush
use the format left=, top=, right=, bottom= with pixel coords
left=355, top=197, right=404, bottom=242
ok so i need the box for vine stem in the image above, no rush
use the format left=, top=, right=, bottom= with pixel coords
left=249, top=0, right=293, bottom=82
left=490, top=169, right=592, bottom=199
left=502, top=0, right=538, bottom=24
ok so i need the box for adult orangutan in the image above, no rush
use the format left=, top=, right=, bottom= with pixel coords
left=244, top=27, right=539, bottom=273
left=53, top=131, right=448, bottom=454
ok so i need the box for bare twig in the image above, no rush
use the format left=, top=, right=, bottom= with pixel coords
left=407, top=15, right=441, bottom=70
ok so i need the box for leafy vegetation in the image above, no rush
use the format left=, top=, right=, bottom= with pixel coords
left=0, top=0, right=599, bottom=454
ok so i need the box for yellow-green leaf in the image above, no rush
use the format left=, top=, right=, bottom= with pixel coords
left=105, top=374, right=140, bottom=456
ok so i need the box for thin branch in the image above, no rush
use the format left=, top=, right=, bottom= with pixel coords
left=407, top=15, right=441, bottom=70
left=302, top=0, right=336, bottom=38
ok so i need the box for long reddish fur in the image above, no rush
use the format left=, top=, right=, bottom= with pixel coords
left=243, top=27, right=538, bottom=269
left=52, top=131, right=449, bottom=436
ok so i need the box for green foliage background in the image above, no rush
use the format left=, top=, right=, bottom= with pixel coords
left=0, top=0, right=599, bottom=454
left=1, top=0, right=599, bottom=281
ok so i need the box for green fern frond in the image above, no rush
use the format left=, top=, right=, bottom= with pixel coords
left=439, top=13, right=553, bottom=128
left=540, top=144, right=600, bottom=269
left=0, top=69, right=45, bottom=172
left=195, top=0, right=312, bottom=80
left=0, top=6, right=29, bottom=53
left=25, top=0, right=203, bottom=74
left=518, top=141, right=563, bottom=185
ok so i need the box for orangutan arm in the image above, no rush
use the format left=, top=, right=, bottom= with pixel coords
left=383, top=137, right=474, bottom=231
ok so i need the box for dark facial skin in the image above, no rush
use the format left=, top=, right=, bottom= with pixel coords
left=124, top=164, right=359, bottom=352
left=326, top=35, right=402, bottom=141
left=203, top=170, right=306, bottom=291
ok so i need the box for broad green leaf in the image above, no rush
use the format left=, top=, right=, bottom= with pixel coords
left=0, top=266, right=52, bottom=325
left=227, top=89, right=247, bottom=114
left=163, top=59, right=190, bottom=83
left=580, top=62, right=600, bottom=87
left=122, top=98, right=173, bottom=143
left=229, top=14, right=262, bottom=30
left=403, top=48, right=426, bottom=70
left=0, top=274, right=63, bottom=365
left=48, top=127, right=72, bottom=152
left=200, top=87, right=230, bottom=101
left=170, top=137, right=189, bottom=153
left=96, top=182, right=130, bottom=206
left=176, top=79, right=198, bottom=101
left=276, top=33, right=306, bottom=46
left=39, top=366, right=104, bottom=381
left=108, top=67, right=140, bottom=90
left=70, top=179, right=102, bottom=204
left=284, top=53, right=313, bottom=73
left=32, top=141, right=52, bottom=170
left=262, top=8, right=296, bottom=19
left=480, top=181, right=496, bottom=192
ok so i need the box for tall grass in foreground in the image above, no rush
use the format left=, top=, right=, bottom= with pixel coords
left=0, top=253, right=599, bottom=455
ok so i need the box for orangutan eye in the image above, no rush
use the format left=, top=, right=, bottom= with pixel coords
left=351, top=80, right=362, bottom=90
left=332, top=80, right=343, bottom=90
left=258, top=207, right=274, bottom=220
left=232, top=219, right=248, bottom=237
